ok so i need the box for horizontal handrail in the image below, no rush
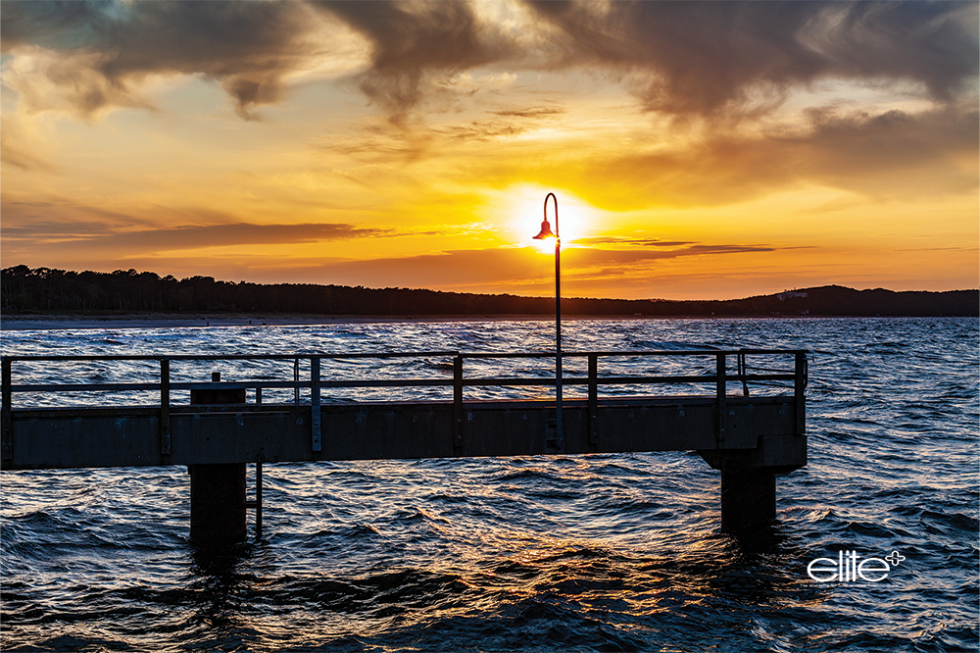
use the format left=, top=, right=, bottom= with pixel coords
left=0, top=351, right=460, bottom=363
left=1, top=350, right=806, bottom=404
left=8, top=373, right=798, bottom=395
left=459, top=349, right=804, bottom=359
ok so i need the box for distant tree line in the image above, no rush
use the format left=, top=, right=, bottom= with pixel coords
left=2, top=266, right=977, bottom=317
left=0, top=265, right=635, bottom=315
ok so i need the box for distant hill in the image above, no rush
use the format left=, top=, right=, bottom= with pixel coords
left=668, top=285, right=978, bottom=317
left=2, top=266, right=977, bottom=317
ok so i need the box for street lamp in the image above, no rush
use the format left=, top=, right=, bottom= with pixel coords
left=533, top=192, right=562, bottom=448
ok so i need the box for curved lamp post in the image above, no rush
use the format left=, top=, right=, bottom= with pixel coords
left=533, top=192, right=562, bottom=448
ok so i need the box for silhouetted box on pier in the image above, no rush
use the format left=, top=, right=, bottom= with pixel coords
left=188, top=372, right=247, bottom=546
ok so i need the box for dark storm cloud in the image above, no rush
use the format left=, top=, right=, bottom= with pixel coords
left=319, top=0, right=977, bottom=121
left=525, top=0, right=978, bottom=116
left=313, top=1, right=520, bottom=124
left=2, top=0, right=321, bottom=119
left=3, top=1, right=976, bottom=124
left=0, top=0, right=107, bottom=53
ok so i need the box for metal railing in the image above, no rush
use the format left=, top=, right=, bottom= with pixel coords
left=1, top=349, right=807, bottom=459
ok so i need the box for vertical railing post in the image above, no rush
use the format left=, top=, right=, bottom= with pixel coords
left=737, top=351, right=750, bottom=397
left=794, top=352, right=807, bottom=436
left=311, top=357, right=321, bottom=453
left=294, top=358, right=300, bottom=404
left=453, top=356, right=463, bottom=451
left=2, top=358, right=12, bottom=461
left=255, top=463, right=263, bottom=539
left=588, top=353, right=598, bottom=447
left=252, top=374, right=265, bottom=540
left=160, top=358, right=171, bottom=457
left=716, top=353, right=727, bottom=445
left=246, top=462, right=264, bottom=540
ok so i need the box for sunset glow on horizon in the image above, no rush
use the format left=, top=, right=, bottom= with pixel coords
left=2, top=0, right=977, bottom=300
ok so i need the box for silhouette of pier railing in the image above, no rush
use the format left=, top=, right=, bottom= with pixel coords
left=1, top=350, right=807, bottom=538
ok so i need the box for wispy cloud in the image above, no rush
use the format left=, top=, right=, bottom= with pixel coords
left=571, top=237, right=695, bottom=248
left=1, top=219, right=117, bottom=241
left=898, top=246, right=979, bottom=252
left=566, top=244, right=778, bottom=266
left=0, top=136, right=56, bottom=173
left=4, top=221, right=391, bottom=252
left=0, top=115, right=57, bottom=172
left=321, top=101, right=566, bottom=163
left=492, top=105, right=566, bottom=119
left=436, top=104, right=566, bottom=143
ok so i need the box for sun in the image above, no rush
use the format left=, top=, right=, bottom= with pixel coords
left=503, top=187, right=594, bottom=254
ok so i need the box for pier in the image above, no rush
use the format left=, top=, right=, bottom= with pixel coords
left=1, top=349, right=807, bottom=543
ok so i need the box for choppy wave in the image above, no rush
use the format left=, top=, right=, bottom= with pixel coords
left=1, top=317, right=977, bottom=652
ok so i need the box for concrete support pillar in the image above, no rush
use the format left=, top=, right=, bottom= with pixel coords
left=720, top=471, right=775, bottom=535
left=699, top=434, right=806, bottom=536
left=189, top=463, right=246, bottom=544
left=189, top=373, right=246, bottom=547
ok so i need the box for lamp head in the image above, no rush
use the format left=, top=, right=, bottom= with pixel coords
left=533, top=219, right=556, bottom=240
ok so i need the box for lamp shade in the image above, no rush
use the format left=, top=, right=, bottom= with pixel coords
left=533, top=220, right=556, bottom=240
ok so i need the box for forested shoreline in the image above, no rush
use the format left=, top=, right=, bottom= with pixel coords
left=2, top=266, right=977, bottom=317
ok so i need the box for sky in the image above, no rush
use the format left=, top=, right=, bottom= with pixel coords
left=1, top=0, right=977, bottom=301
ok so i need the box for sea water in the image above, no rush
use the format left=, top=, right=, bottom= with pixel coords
left=1, top=317, right=977, bottom=652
